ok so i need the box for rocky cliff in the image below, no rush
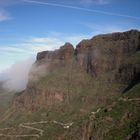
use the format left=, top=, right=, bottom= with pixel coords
left=76, top=30, right=140, bottom=79
left=12, top=30, right=140, bottom=110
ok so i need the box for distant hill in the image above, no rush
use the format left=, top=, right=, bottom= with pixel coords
left=0, top=29, right=140, bottom=140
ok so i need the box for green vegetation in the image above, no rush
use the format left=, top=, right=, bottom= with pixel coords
left=88, top=83, right=140, bottom=140
left=124, top=83, right=140, bottom=98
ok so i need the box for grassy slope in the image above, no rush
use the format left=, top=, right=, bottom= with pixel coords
left=0, top=90, right=14, bottom=115
left=103, top=83, right=140, bottom=140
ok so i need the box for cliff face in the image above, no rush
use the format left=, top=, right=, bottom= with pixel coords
left=12, top=30, right=140, bottom=111
left=75, top=30, right=140, bottom=77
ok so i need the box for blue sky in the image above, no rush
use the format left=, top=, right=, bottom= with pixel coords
left=0, top=0, right=140, bottom=72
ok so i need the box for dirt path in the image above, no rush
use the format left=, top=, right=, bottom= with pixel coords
left=0, top=133, right=40, bottom=138
left=20, top=124, right=44, bottom=136
left=0, top=120, right=74, bottom=139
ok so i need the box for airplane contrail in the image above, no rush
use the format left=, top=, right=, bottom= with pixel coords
left=22, top=0, right=140, bottom=20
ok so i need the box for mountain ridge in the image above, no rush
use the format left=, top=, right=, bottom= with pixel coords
left=0, top=29, right=140, bottom=140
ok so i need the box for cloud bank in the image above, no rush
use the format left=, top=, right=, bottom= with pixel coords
left=0, top=57, right=35, bottom=92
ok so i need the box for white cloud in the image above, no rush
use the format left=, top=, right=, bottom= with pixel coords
left=1, top=57, right=35, bottom=92
left=0, top=9, right=11, bottom=22
left=0, top=46, right=32, bottom=54
left=29, top=37, right=64, bottom=51
left=0, top=64, right=11, bottom=73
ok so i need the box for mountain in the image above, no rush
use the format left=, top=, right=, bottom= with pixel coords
left=0, top=29, right=140, bottom=140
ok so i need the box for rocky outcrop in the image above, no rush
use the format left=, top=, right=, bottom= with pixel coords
left=36, top=42, right=74, bottom=62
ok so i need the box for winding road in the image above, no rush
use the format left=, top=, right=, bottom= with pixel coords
left=0, top=97, right=140, bottom=139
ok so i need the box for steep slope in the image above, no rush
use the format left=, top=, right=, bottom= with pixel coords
left=0, top=29, right=140, bottom=140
